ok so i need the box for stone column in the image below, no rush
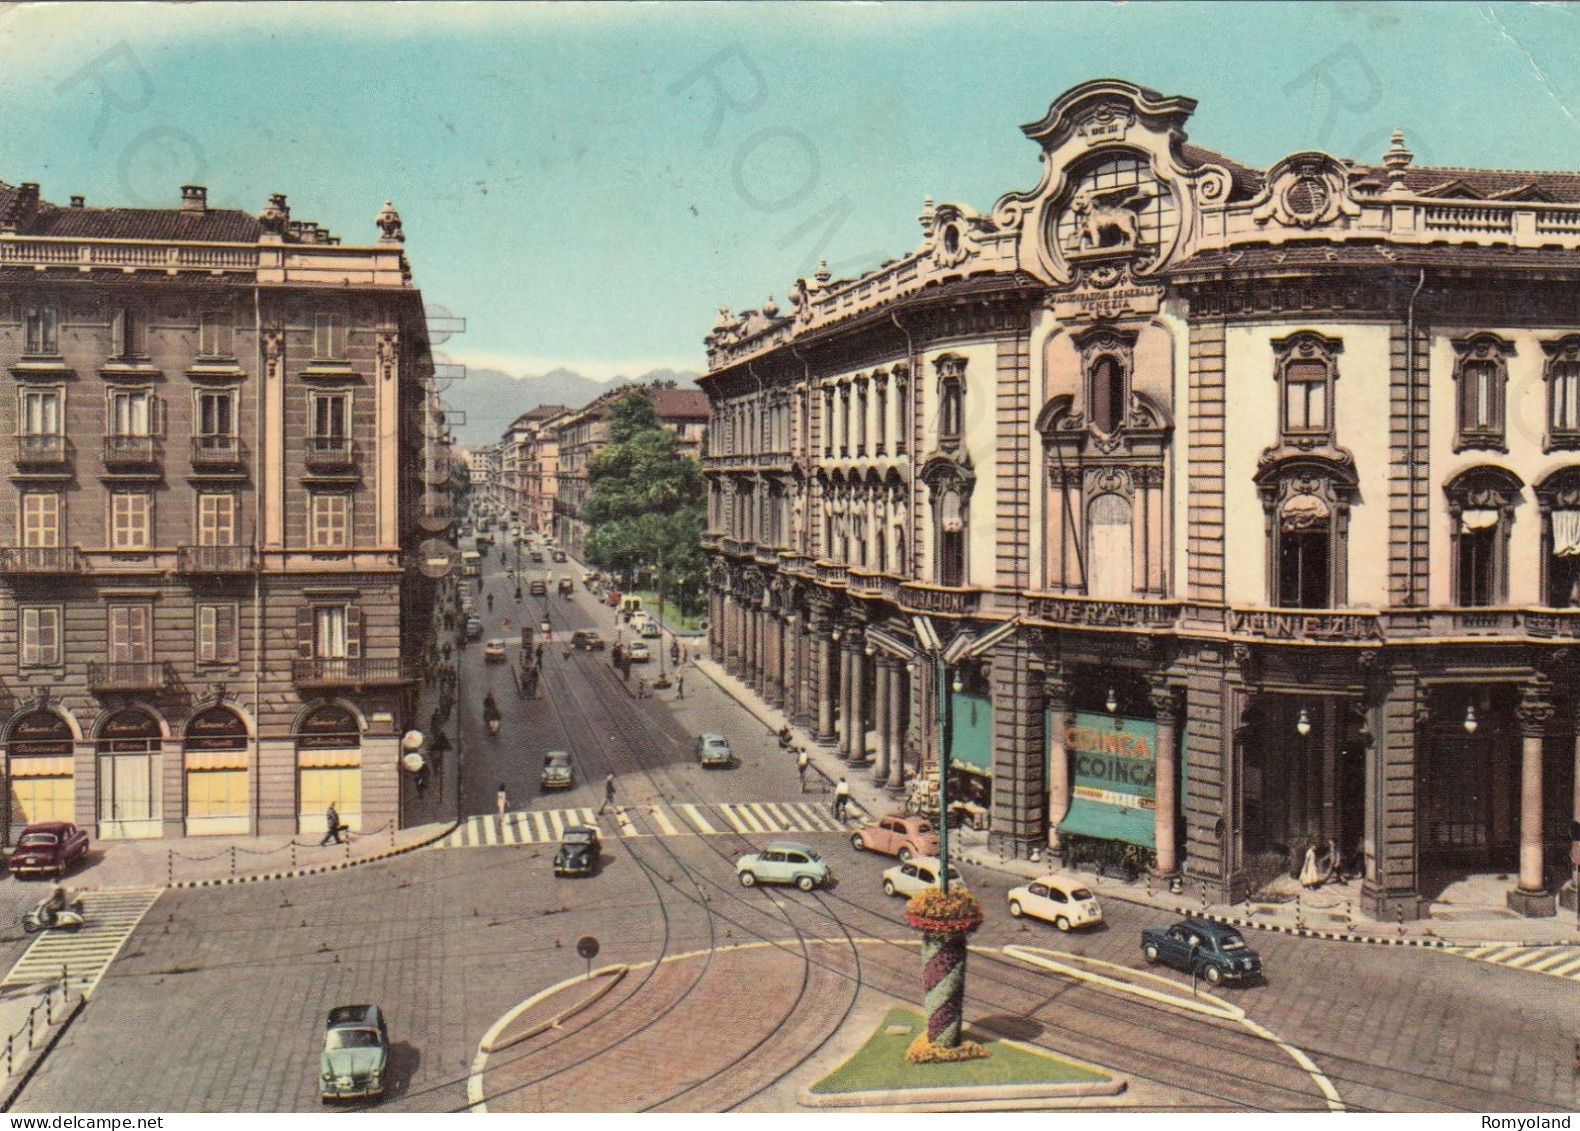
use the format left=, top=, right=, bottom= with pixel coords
left=816, top=627, right=837, bottom=745
left=1045, top=666, right=1070, bottom=847
left=837, top=633, right=854, bottom=759
left=1149, top=683, right=1181, bottom=878
left=722, top=595, right=737, bottom=671
left=850, top=638, right=869, bottom=764
left=1510, top=681, right=1556, bottom=916
left=709, top=590, right=724, bottom=662
left=874, top=657, right=892, bottom=783
left=887, top=660, right=909, bottom=792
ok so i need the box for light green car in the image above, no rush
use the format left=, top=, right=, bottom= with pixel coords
left=320, top=1004, right=389, bottom=1102
left=736, top=841, right=832, bottom=891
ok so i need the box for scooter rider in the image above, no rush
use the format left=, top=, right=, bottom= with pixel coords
left=36, top=886, right=69, bottom=927
left=483, top=691, right=501, bottom=726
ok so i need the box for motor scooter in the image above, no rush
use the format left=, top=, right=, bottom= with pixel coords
left=23, top=894, right=84, bottom=934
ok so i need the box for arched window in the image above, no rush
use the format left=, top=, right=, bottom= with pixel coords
left=934, top=354, right=967, bottom=447
left=1256, top=459, right=1354, bottom=609
left=1089, top=355, right=1127, bottom=436
left=1445, top=465, right=1522, bottom=606
left=1535, top=468, right=1580, bottom=607
left=931, top=478, right=968, bottom=587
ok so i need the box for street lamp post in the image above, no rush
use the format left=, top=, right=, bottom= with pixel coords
left=935, top=652, right=951, bottom=887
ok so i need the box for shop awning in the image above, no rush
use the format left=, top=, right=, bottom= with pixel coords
left=1058, top=794, right=1154, bottom=848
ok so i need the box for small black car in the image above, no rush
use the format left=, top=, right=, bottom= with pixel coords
left=1140, top=918, right=1262, bottom=985
left=554, top=825, right=601, bottom=877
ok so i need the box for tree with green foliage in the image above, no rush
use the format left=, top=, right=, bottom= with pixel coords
left=583, top=390, right=708, bottom=615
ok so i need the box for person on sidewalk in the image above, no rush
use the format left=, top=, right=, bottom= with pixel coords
left=598, top=772, right=617, bottom=814
left=797, top=747, right=809, bottom=792
left=496, top=784, right=508, bottom=831
left=676, top=671, right=685, bottom=699
left=833, top=777, right=850, bottom=821
left=320, top=802, right=345, bottom=846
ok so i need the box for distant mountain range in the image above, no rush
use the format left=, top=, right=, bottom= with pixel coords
left=437, top=357, right=701, bottom=446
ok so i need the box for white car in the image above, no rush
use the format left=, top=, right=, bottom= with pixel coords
left=881, top=856, right=962, bottom=898
left=628, top=641, right=651, bottom=662
left=1006, top=874, right=1103, bottom=931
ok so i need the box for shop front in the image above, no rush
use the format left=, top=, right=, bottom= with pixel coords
left=296, top=704, right=362, bottom=835
left=6, top=708, right=76, bottom=842
left=184, top=705, right=251, bottom=836
left=96, top=707, right=163, bottom=839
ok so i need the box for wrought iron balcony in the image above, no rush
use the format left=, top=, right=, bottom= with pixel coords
left=102, top=434, right=162, bottom=468
left=14, top=434, right=69, bottom=467
left=177, top=545, right=256, bottom=574
left=87, top=660, right=172, bottom=692
left=191, top=434, right=245, bottom=469
left=0, top=546, right=84, bottom=575
left=291, top=657, right=415, bottom=688
left=304, top=436, right=357, bottom=472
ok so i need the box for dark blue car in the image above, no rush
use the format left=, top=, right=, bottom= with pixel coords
left=1141, top=918, right=1262, bottom=986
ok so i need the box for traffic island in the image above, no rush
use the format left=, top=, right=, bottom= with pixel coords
left=800, top=1007, right=1125, bottom=1109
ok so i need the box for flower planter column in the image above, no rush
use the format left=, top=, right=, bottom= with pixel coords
left=920, top=929, right=969, bottom=1047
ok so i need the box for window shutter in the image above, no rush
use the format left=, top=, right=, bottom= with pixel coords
left=296, top=606, right=315, bottom=660
left=198, top=605, right=216, bottom=664
left=151, top=393, right=166, bottom=438
left=218, top=605, right=237, bottom=663
left=21, top=608, right=37, bottom=665
left=345, top=606, right=363, bottom=659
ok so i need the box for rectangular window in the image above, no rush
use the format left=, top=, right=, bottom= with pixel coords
left=309, top=493, right=350, bottom=549
left=314, top=605, right=349, bottom=658
left=313, top=312, right=346, bottom=360
left=198, top=311, right=233, bottom=359
left=197, top=389, right=235, bottom=437
left=110, top=492, right=152, bottom=549
left=311, top=392, right=349, bottom=439
left=1551, top=361, right=1580, bottom=436
left=24, top=305, right=58, bottom=355
left=197, top=493, right=236, bottom=546
left=20, top=606, right=61, bottom=667
left=1283, top=360, right=1328, bottom=433
left=875, top=381, right=888, bottom=450
left=197, top=603, right=239, bottom=664
left=19, top=388, right=61, bottom=435
left=21, top=493, right=59, bottom=548
left=823, top=389, right=835, bottom=456
left=108, top=388, right=154, bottom=436
left=108, top=605, right=152, bottom=663
left=113, top=307, right=147, bottom=358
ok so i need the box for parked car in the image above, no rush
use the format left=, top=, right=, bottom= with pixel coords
left=553, top=826, right=601, bottom=877
left=558, top=577, right=574, bottom=596
left=639, top=620, right=661, bottom=639
left=571, top=630, right=606, bottom=651
left=881, top=856, right=962, bottom=898
left=529, top=579, right=547, bottom=596
left=696, top=733, right=733, bottom=767
left=541, top=750, right=574, bottom=791
left=1007, top=874, right=1103, bottom=931
left=1141, top=919, right=1263, bottom=986
left=530, top=551, right=544, bottom=564
left=736, top=841, right=831, bottom=891
left=484, top=638, right=507, bottom=663
left=7, top=821, right=89, bottom=878
left=849, top=814, right=939, bottom=861
left=319, top=1003, right=389, bottom=1103
left=628, top=641, right=651, bottom=662
left=464, top=615, right=483, bottom=639
left=552, top=550, right=567, bottom=562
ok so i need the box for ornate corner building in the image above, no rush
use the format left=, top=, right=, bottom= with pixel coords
left=0, top=180, right=446, bottom=841
left=699, top=79, right=1580, bottom=919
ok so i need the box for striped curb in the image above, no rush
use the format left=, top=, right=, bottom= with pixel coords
left=166, top=819, right=461, bottom=890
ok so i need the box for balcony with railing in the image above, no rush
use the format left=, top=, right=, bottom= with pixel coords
left=87, top=660, right=173, bottom=692
left=814, top=560, right=849, bottom=588
left=14, top=434, right=70, bottom=468
left=0, top=546, right=84, bottom=575
left=846, top=568, right=902, bottom=604
left=102, top=434, right=162, bottom=470
left=292, top=657, right=415, bottom=688
left=190, top=434, right=246, bottom=470
left=177, top=545, right=256, bottom=574
left=304, top=436, right=358, bottom=473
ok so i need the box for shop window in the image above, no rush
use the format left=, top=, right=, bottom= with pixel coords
left=1452, top=334, right=1512, bottom=453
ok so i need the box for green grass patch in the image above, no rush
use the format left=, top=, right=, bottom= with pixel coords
left=628, top=591, right=706, bottom=634
left=810, top=1007, right=1109, bottom=1094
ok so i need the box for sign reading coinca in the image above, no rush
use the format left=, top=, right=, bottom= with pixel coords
left=1055, top=710, right=1159, bottom=848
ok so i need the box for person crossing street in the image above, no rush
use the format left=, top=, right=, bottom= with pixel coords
left=833, top=777, right=851, bottom=821
left=598, top=772, right=617, bottom=814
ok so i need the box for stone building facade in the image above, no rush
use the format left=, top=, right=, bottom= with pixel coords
left=700, top=79, right=1580, bottom=918
left=0, top=180, right=442, bottom=841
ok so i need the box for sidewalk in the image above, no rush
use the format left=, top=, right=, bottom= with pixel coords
left=691, top=655, right=1580, bottom=948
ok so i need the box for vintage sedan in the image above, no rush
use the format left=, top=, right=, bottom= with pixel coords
left=483, top=638, right=508, bottom=663
left=540, top=750, right=574, bottom=791
left=319, top=1003, right=390, bottom=1103
left=554, top=826, right=601, bottom=877
left=1006, top=874, right=1103, bottom=931
left=571, top=630, right=606, bottom=651
left=696, top=733, right=733, bottom=768
left=628, top=641, right=651, bottom=663
left=736, top=841, right=831, bottom=891
left=1141, top=919, right=1263, bottom=986
left=528, top=578, right=547, bottom=596
left=881, top=856, right=962, bottom=898
left=8, top=822, right=90, bottom=879
left=849, top=814, right=939, bottom=861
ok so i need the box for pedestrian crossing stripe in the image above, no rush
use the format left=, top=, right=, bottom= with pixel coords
left=434, top=798, right=866, bottom=849
left=1450, top=943, right=1580, bottom=982
left=2, top=887, right=163, bottom=999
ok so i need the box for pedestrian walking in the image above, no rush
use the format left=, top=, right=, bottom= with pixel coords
left=598, top=772, right=617, bottom=814
left=637, top=677, right=649, bottom=699
left=833, top=777, right=851, bottom=821
left=797, top=747, right=809, bottom=792
left=496, top=783, right=508, bottom=830
left=676, top=671, right=685, bottom=699
left=320, top=802, right=345, bottom=846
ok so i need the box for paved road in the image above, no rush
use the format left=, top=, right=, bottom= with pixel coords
left=16, top=539, right=1580, bottom=1111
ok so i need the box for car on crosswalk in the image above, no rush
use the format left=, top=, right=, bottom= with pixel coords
left=320, top=1003, right=389, bottom=1103
left=554, top=825, right=601, bottom=877
left=736, top=841, right=831, bottom=891
left=1006, top=874, right=1102, bottom=931
left=881, top=856, right=962, bottom=898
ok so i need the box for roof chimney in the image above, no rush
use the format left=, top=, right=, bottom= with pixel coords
left=181, top=185, right=207, bottom=213
left=69, top=195, right=84, bottom=209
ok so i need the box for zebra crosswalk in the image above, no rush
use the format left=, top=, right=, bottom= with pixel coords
left=3, top=887, right=163, bottom=998
left=435, top=798, right=866, bottom=849
left=1448, top=943, right=1580, bottom=982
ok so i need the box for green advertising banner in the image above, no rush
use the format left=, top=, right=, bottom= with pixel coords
left=949, top=691, right=993, bottom=773
left=1048, top=709, right=1158, bottom=848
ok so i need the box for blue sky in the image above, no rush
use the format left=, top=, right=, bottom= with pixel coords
left=3, top=2, right=1580, bottom=378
